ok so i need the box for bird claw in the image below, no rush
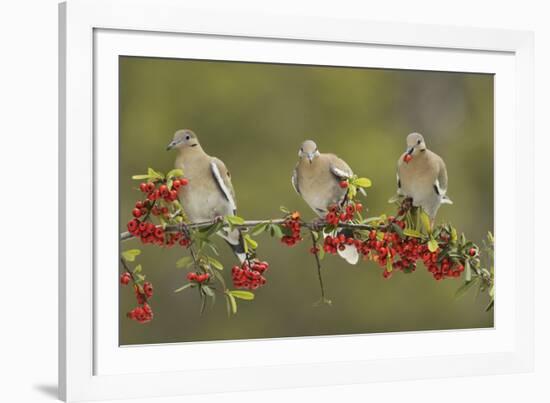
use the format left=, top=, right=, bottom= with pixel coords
left=310, top=217, right=326, bottom=232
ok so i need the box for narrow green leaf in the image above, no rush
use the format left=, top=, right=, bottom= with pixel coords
left=427, top=238, right=439, bottom=253
left=174, top=283, right=194, bottom=293
left=420, top=210, right=432, bottom=233
left=279, top=206, right=290, bottom=214
left=132, top=174, right=150, bottom=180
left=229, top=290, right=255, bottom=300
left=465, top=260, right=472, bottom=282
left=167, top=168, right=184, bottom=179
left=122, top=249, right=141, bottom=262
left=202, top=285, right=215, bottom=297
left=132, top=264, right=142, bottom=274
left=455, top=277, right=479, bottom=298
left=176, top=256, right=194, bottom=269
left=251, top=223, right=268, bottom=236
left=403, top=228, right=423, bottom=238
left=226, top=215, right=245, bottom=225
left=352, top=177, right=372, bottom=188
left=451, top=227, right=458, bottom=242
left=386, top=257, right=393, bottom=273
left=270, top=224, right=284, bottom=239
left=228, top=293, right=237, bottom=314
left=244, top=234, right=258, bottom=250
left=485, top=300, right=494, bottom=311
left=207, top=256, right=223, bottom=270
left=147, top=167, right=164, bottom=180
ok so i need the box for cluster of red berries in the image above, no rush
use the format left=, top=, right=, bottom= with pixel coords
left=324, top=202, right=363, bottom=226
left=126, top=219, right=190, bottom=247
left=353, top=217, right=470, bottom=281
left=281, top=212, right=303, bottom=246
left=323, top=233, right=357, bottom=254
left=127, top=303, right=153, bottom=324
left=186, top=272, right=211, bottom=283
left=121, top=273, right=154, bottom=323
left=231, top=260, right=269, bottom=290
left=138, top=179, right=188, bottom=203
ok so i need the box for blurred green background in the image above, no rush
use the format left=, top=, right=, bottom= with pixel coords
left=119, top=56, right=494, bottom=345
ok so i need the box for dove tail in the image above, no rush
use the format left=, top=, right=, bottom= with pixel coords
left=220, top=228, right=246, bottom=263
left=327, top=228, right=359, bottom=265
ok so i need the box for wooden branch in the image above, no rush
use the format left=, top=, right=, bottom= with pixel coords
left=120, top=218, right=382, bottom=242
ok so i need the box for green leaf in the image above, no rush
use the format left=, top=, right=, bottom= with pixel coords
left=386, top=258, right=393, bottom=273
left=455, top=277, right=479, bottom=298
left=176, top=256, right=194, bottom=269
left=427, top=238, right=439, bottom=253
left=251, top=222, right=268, bottom=236
left=451, top=227, right=458, bottom=242
left=147, top=167, right=164, bottom=180
left=420, top=210, right=432, bottom=233
left=270, top=224, right=284, bottom=239
left=403, top=228, right=423, bottom=238
left=465, top=260, right=472, bottom=282
left=226, top=215, right=245, bottom=226
left=391, top=222, right=404, bottom=238
left=132, top=264, right=142, bottom=274
left=243, top=234, right=258, bottom=250
left=348, top=184, right=357, bottom=199
left=352, top=177, right=372, bottom=188
left=227, top=293, right=237, bottom=314
left=122, top=249, right=141, bottom=262
left=202, top=285, right=215, bottom=297
left=485, top=300, right=494, bottom=311
left=207, top=256, right=223, bottom=270
left=167, top=168, right=184, bottom=179
left=132, top=174, right=150, bottom=180
left=279, top=206, right=290, bottom=214
left=229, top=290, right=255, bottom=300
left=174, top=283, right=194, bottom=293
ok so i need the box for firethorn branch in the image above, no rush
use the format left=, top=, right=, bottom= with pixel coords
left=120, top=167, right=495, bottom=324
left=120, top=218, right=389, bottom=242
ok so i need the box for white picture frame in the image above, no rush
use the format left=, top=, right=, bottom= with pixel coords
left=59, top=0, right=534, bottom=401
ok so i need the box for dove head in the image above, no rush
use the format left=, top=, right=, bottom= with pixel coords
left=166, top=129, right=200, bottom=151
left=405, top=132, right=427, bottom=157
left=298, top=140, right=320, bottom=164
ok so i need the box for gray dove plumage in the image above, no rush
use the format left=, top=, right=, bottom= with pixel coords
left=167, top=129, right=245, bottom=262
left=396, top=132, right=453, bottom=223
left=292, top=140, right=360, bottom=264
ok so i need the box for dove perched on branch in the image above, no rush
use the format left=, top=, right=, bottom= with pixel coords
left=396, top=132, right=453, bottom=224
left=167, top=129, right=246, bottom=262
left=292, top=140, right=361, bottom=264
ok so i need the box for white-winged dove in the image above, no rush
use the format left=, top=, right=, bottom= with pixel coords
left=292, top=140, right=360, bottom=264
left=167, top=129, right=245, bottom=262
left=396, top=132, right=453, bottom=224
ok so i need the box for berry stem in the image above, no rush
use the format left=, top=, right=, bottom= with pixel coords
left=309, top=229, right=327, bottom=301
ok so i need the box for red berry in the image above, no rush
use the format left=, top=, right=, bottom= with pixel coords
left=143, top=282, right=153, bottom=298
left=180, top=178, right=189, bottom=186
left=469, top=247, right=477, bottom=256
left=127, top=219, right=139, bottom=232
left=355, top=202, right=363, bottom=212
left=139, top=183, right=148, bottom=192
left=403, top=154, right=413, bottom=163
left=120, top=272, right=131, bottom=285
left=339, top=180, right=349, bottom=188
left=187, top=272, right=197, bottom=281
left=146, top=182, right=155, bottom=192
left=132, top=208, right=142, bottom=218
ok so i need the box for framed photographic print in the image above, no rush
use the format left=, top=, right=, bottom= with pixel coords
left=59, top=0, right=534, bottom=401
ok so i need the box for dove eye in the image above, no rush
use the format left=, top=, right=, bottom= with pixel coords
left=185, top=135, right=190, bottom=140
left=417, top=140, right=421, bottom=144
